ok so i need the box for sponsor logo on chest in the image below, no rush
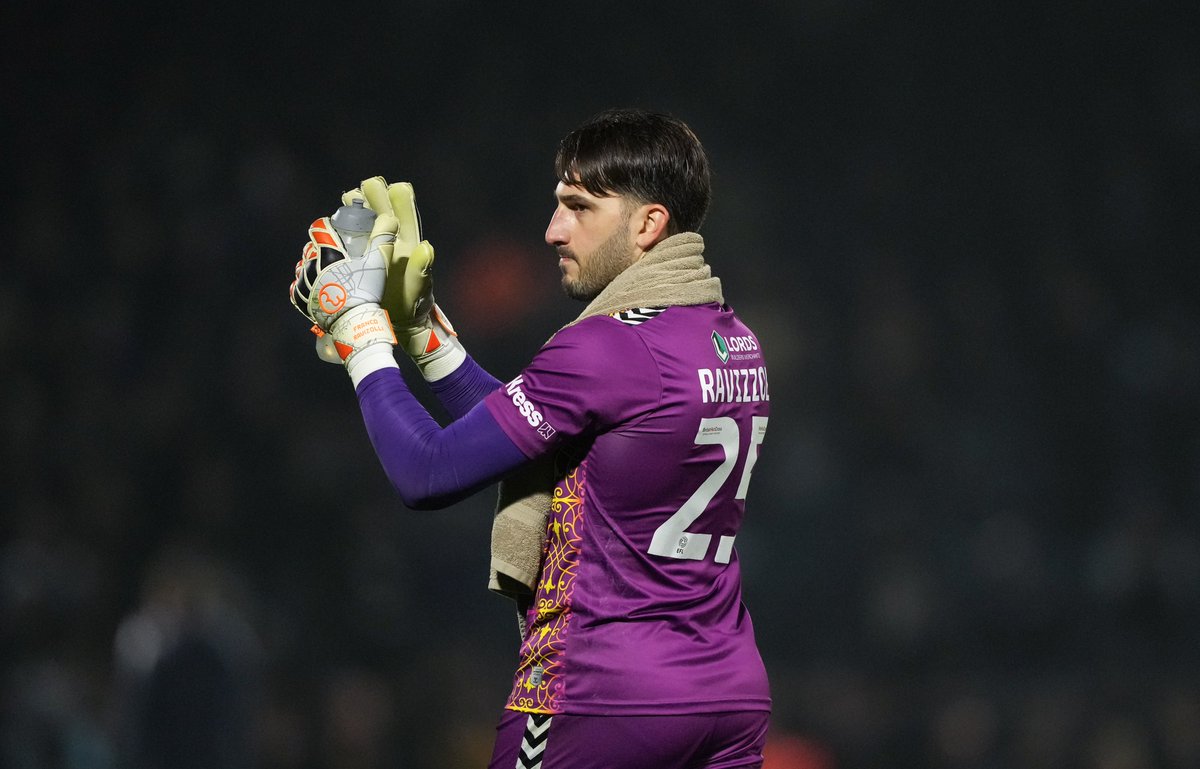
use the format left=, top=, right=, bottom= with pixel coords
left=703, top=329, right=768, bottom=403
left=712, top=331, right=761, bottom=363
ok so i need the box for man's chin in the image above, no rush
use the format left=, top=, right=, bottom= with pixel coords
left=562, top=277, right=598, bottom=302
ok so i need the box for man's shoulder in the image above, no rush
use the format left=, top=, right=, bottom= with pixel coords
left=552, top=303, right=743, bottom=357
left=534, top=312, right=659, bottom=372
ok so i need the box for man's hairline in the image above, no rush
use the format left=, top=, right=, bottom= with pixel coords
left=557, top=180, right=654, bottom=216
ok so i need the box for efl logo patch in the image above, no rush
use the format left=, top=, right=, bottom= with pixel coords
left=711, top=331, right=730, bottom=363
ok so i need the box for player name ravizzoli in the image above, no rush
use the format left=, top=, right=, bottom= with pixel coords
left=697, top=367, right=770, bottom=403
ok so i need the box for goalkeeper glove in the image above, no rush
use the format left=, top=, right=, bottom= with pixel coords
left=290, top=212, right=401, bottom=384
left=344, top=177, right=466, bottom=381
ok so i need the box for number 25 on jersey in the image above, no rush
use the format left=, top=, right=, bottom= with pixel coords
left=648, top=416, right=768, bottom=564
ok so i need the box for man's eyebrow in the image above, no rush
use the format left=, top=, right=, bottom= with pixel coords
left=555, top=192, right=592, bottom=206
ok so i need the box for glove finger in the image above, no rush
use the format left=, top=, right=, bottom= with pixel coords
left=290, top=285, right=311, bottom=321
left=299, top=241, right=320, bottom=289
left=367, top=213, right=401, bottom=268
left=408, top=239, right=435, bottom=278
left=368, top=213, right=400, bottom=249
left=361, top=176, right=393, bottom=217
left=341, top=187, right=365, bottom=207
left=402, top=240, right=435, bottom=317
left=387, top=182, right=422, bottom=247
left=291, top=243, right=317, bottom=318
left=308, top=216, right=345, bottom=251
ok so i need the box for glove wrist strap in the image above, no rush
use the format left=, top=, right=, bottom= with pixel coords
left=329, top=305, right=399, bottom=386
left=346, top=344, right=400, bottom=388
left=397, top=305, right=467, bottom=382
left=416, top=335, right=467, bottom=382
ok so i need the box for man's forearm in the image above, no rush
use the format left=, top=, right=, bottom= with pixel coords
left=356, top=368, right=526, bottom=509
left=426, top=354, right=503, bottom=420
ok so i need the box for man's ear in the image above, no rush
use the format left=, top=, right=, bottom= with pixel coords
left=633, top=203, right=671, bottom=250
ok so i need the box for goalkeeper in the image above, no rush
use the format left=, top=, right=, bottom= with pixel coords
left=290, top=109, right=772, bottom=769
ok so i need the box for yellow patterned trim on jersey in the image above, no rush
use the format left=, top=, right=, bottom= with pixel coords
left=506, top=462, right=586, bottom=714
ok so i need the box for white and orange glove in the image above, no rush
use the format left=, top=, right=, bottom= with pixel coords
left=344, top=177, right=466, bottom=381
left=289, top=210, right=401, bottom=385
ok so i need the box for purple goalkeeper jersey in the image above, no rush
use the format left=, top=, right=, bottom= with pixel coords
left=482, top=303, right=771, bottom=716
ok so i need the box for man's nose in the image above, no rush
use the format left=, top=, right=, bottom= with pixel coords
left=545, top=208, right=567, bottom=246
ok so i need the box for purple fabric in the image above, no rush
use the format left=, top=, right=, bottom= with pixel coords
left=427, top=354, right=503, bottom=419
left=356, top=303, right=772, bottom=719
left=480, top=304, right=772, bottom=716
left=487, top=709, right=767, bottom=769
left=355, top=367, right=526, bottom=509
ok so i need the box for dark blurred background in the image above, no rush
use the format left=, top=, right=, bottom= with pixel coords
left=3, top=1, right=1198, bottom=767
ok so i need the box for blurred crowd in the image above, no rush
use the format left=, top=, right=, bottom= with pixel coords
left=3, top=2, right=1198, bottom=768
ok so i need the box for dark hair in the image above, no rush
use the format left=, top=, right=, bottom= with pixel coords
left=554, top=108, right=712, bottom=234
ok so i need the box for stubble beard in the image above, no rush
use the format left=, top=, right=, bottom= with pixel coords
left=559, top=226, right=637, bottom=301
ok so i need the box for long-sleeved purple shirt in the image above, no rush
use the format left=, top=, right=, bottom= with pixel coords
left=357, top=303, right=771, bottom=717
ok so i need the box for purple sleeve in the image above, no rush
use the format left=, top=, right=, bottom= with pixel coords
left=427, top=354, right=503, bottom=420
left=483, top=317, right=661, bottom=458
left=355, top=367, right=528, bottom=510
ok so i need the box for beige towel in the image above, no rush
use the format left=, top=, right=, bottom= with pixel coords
left=488, top=232, right=724, bottom=605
